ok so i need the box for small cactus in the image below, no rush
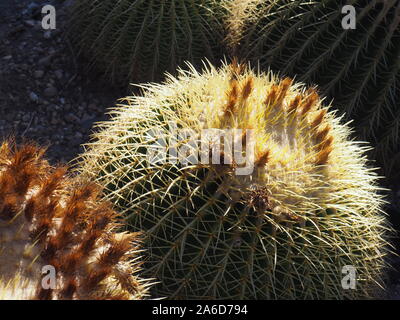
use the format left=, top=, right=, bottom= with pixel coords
left=0, top=141, right=151, bottom=300
left=68, top=0, right=226, bottom=83
left=232, top=0, right=400, bottom=181
left=78, top=62, right=392, bottom=299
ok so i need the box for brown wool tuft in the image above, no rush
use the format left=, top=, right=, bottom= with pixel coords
left=60, top=250, right=85, bottom=275
left=318, top=136, right=334, bottom=151
left=314, top=125, right=331, bottom=144
left=83, top=267, right=112, bottom=292
left=229, top=58, right=247, bottom=80
left=255, top=150, right=270, bottom=168
left=225, top=80, right=239, bottom=114
left=241, top=77, right=254, bottom=100
left=315, top=145, right=334, bottom=165
left=311, top=109, right=327, bottom=129
left=99, top=238, right=132, bottom=267
left=78, top=230, right=102, bottom=255
left=276, top=78, right=292, bottom=103
left=299, top=90, right=319, bottom=116
left=287, top=95, right=302, bottom=114
left=59, top=279, right=77, bottom=300
left=38, top=166, right=67, bottom=198
left=265, top=85, right=278, bottom=106
left=35, top=287, right=53, bottom=300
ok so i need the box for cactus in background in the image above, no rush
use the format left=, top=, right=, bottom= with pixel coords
left=78, top=62, right=392, bottom=299
left=68, top=0, right=226, bottom=83
left=233, top=0, right=400, bottom=180
left=0, top=141, right=151, bottom=300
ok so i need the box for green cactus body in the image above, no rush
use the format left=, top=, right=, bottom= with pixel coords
left=68, top=0, right=226, bottom=83
left=232, top=0, right=400, bottom=180
left=79, top=62, right=392, bottom=299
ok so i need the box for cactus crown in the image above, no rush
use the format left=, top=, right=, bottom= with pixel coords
left=0, top=141, right=151, bottom=300
left=79, top=62, right=392, bottom=299
left=68, top=0, right=226, bottom=83
left=234, top=0, right=400, bottom=180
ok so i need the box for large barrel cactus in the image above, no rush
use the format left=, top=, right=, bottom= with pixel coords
left=232, top=0, right=400, bottom=180
left=68, top=0, right=226, bottom=83
left=0, top=141, right=151, bottom=300
left=78, top=62, right=392, bottom=299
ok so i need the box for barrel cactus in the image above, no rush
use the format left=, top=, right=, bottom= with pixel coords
left=68, top=0, right=226, bottom=83
left=232, top=0, right=400, bottom=180
left=78, top=62, right=392, bottom=299
left=0, top=141, right=151, bottom=300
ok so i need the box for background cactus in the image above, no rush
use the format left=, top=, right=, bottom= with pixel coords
left=229, top=0, right=400, bottom=181
left=78, top=62, right=392, bottom=299
left=68, top=0, right=226, bottom=84
left=0, top=141, right=151, bottom=300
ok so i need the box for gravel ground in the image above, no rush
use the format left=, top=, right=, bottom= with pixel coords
left=0, top=0, right=399, bottom=299
left=0, top=0, right=125, bottom=164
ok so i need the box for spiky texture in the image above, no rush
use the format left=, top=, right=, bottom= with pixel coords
left=68, top=0, right=226, bottom=83
left=232, top=0, right=400, bottom=181
left=78, top=62, right=392, bottom=299
left=223, top=0, right=264, bottom=56
left=0, top=141, right=151, bottom=300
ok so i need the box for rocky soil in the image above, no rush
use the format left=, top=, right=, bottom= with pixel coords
left=0, top=0, right=125, bottom=165
left=0, top=0, right=399, bottom=299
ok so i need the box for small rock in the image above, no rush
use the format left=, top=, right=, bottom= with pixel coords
left=64, top=0, right=76, bottom=8
left=34, top=22, right=43, bottom=31
left=44, top=86, right=58, bottom=98
left=22, top=2, right=40, bottom=17
left=5, top=113, right=14, bottom=122
left=29, top=92, right=39, bottom=103
left=22, top=113, right=31, bottom=122
left=50, top=111, right=59, bottom=125
left=38, top=54, right=54, bottom=66
left=54, top=69, right=63, bottom=80
left=88, top=103, right=97, bottom=111
left=19, top=64, right=29, bottom=71
left=80, top=115, right=96, bottom=130
left=65, top=113, right=80, bottom=123
left=34, top=70, right=44, bottom=78
left=24, top=20, right=36, bottom=27
left=43, top=30, right=52, bottom=39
